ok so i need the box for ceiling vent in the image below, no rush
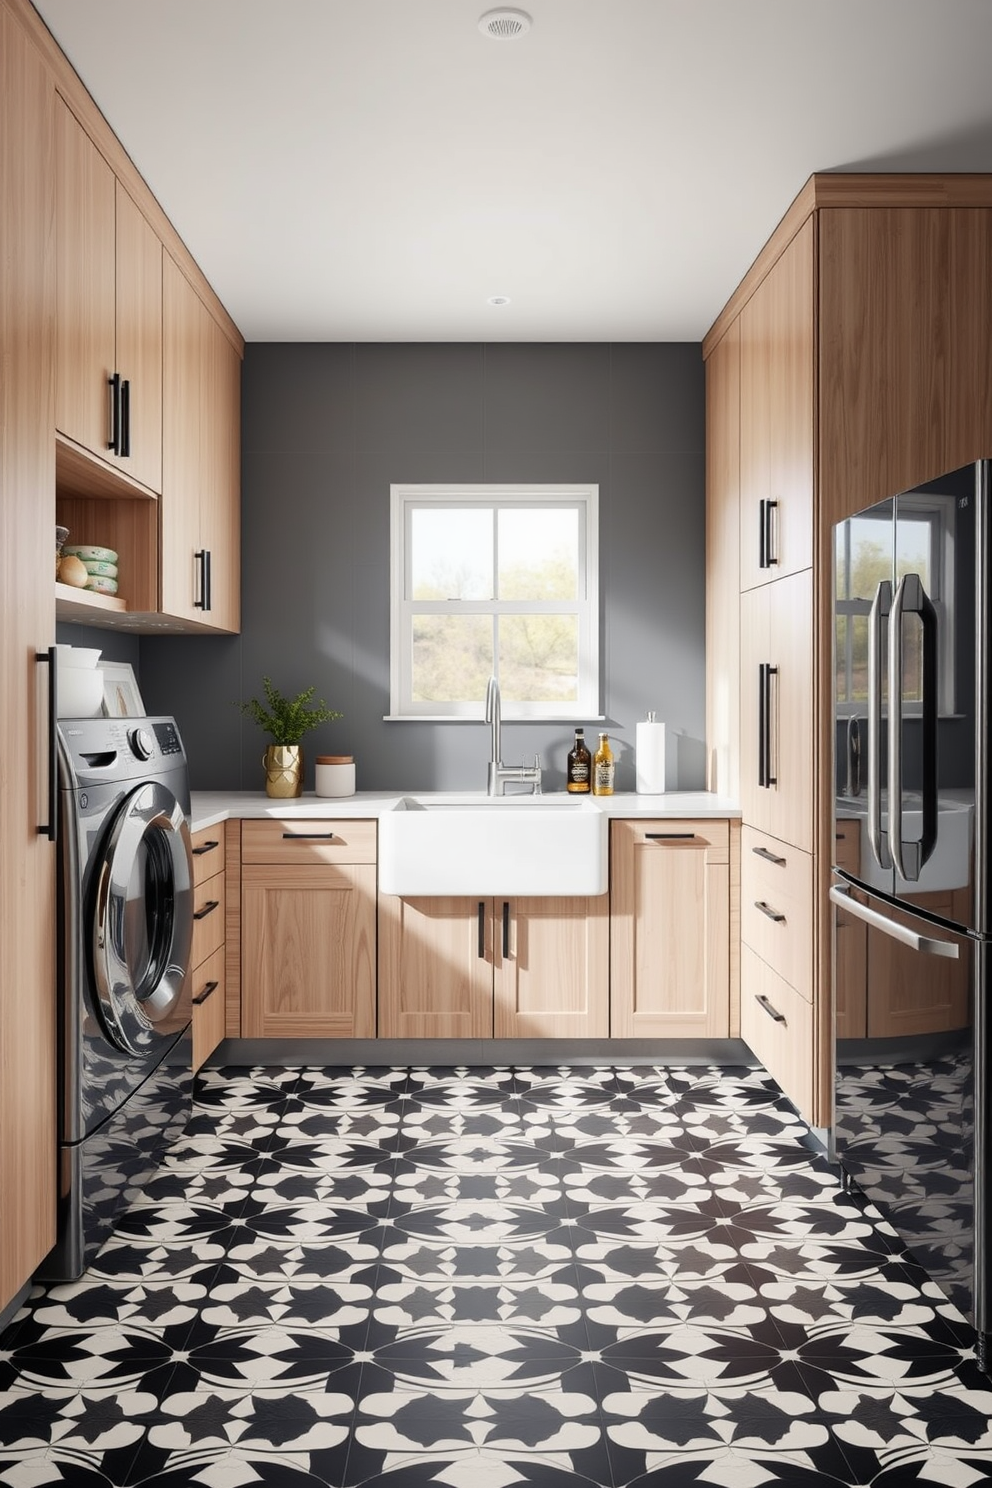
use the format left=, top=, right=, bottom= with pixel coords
left=478, top=8, right=532, bottom=40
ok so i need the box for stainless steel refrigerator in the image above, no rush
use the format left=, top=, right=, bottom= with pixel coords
left=831, top=458, right=990, bottom=1366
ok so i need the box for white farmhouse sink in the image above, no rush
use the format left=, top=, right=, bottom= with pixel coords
left=839, top=795, right=973, bottom=894
left=378, top=794, right=608, bottom=897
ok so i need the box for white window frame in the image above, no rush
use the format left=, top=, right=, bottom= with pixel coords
left=389, top=483, right=600, bottom=720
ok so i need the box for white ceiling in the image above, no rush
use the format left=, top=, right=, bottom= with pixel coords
left=32, top=0, right=992, bottom=343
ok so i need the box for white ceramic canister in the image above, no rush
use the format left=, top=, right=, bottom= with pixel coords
left=315, top=754, right=356, bottom=797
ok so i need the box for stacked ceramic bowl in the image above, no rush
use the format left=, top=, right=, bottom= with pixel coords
left=61, top=544, right=119, bottom=596
left=55, top=644, right=104, bottom=718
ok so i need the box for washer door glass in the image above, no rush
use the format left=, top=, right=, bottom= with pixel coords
left=92, top=781, right=194, bottom=1055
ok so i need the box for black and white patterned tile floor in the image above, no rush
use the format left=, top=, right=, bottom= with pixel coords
left=1, top=1062, right=991, bottom=1487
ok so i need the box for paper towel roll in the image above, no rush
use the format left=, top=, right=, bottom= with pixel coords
left=635, top=715, right=670, bottom=793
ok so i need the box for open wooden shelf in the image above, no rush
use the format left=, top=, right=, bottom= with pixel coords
left=55, top=581, right=127, bottom=622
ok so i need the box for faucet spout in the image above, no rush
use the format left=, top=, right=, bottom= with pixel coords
left=485, top=674, right=501, bottom=769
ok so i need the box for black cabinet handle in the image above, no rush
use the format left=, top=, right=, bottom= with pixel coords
left=120, top=378, right=131, bottom=457
left=204, top=549, right=212, bottom=612
left=646, top=832, right=698, bottom=841
left=502, top=900, right=510, bottom=959
left=759, top=498, right=768, bottom=568
left=766, top=499, right=778, bottom=566
left=194, top=549, right=206, bottom=609
left=282, top=832, right=337, bottom=841
left=193, top=899, right=220, bottom=921
left=754, top=899, right=786, bottom=923
left=758, top=663, right=778, bottom=787
left=192, top=980, right=219, bottom=1007
left=36, top=647, right=57, bottom=843
left=477, top=901, right=486, bottom=959
left=752, top=845, right=787, bottom=866
left=192, top=839, right=220, bottom=857
left=756, top=993, right=787, bottom=1025
left=108, top=372, right=121, bottom=454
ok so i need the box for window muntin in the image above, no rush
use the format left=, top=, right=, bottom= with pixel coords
left=391, top=485, right=599, bottom=719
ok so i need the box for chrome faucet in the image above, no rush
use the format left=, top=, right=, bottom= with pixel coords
left=485, top=675, right=542, bottom=796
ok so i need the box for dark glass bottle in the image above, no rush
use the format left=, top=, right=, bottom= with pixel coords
left=567, top=727, right=591, bottom=793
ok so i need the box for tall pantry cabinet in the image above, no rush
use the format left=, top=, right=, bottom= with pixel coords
left=0, top=2, right=57, bottom=1316
left=704, top=174, right=992, bottom=1128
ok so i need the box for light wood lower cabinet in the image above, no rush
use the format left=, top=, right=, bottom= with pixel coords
left=240, top=818, right=376, bottom=1038
left=378, top=894, right=609, bottom=1040
left=610, top=820, right=731, bottom=1038
left=740, top=945, right=814, bottom=1118
left=189, top=823, right=228, bottom=1070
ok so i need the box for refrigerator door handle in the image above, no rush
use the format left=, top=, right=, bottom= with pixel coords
left=867, top=579, right=892, bottom=871
left=829, top=884, right=959, bottom=958
left=888, top=572, right=939, bottom=881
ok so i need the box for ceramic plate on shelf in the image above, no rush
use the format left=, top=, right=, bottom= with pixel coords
left=85, top=575, right=119, bottom=596
left=63, top=544, right=118, bottom=564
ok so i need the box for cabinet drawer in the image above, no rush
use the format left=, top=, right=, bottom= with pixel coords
left=190, top=868, right=226, bottom=968
left=190, top=823, right=226, bottom=887
left=740, top=827, right=813, bottom=1002
left=242, top=818, right=376, bottom=866
left=191, top=944, right=226, bottom=1071
left=740, top=945, right=813, bottom=1118
left=617, top=818, right=729, bottom=859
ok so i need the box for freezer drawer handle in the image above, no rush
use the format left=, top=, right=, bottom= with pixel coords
left=192, top=980, right=219, bottom=1006
left=756, top=994, right=787, bottom=1024
left=829, top=885, right=959, bottom=958
left=752, top=845, right=787, bottom=866
left=754, top=900, right=786, bottom=923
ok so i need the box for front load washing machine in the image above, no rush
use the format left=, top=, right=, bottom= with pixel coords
left=42, top=715, right=195, bottom=1279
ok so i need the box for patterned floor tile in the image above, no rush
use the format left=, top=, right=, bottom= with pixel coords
left=3, top=1062, right=992, bottom=1488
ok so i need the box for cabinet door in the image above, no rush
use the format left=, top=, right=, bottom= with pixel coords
left=740, top=945, right=814, bottom=1117
left=610, top=821, right=730, bottom=1038
left=161, top=253, right=204, bottom=622
left=739, top=218, right=814, bottom=591
left=705, top=318, right=741, bottom=799
left=198, top=312, right=241, bottom=633
left=494, top=895, right=609, bottom=1038
left=114, top=183, right=162, bottom=493
left=191, top=944, right=226, bottom=1071
left=1, top=6, right=57, bottom=1310
left=241, top=864, right=376, bottom=1037
left=378, top=896, right=494, bottom=1039
left=56, top=98, right=116, bottom=461
left=740, top=571, right=813, bottom=852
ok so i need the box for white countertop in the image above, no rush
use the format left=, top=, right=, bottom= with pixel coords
left=189, top=789, right=741, bottom=834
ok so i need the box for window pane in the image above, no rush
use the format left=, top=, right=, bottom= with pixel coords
left=835, top=525, right=847, bottom=601
left=848, top=516, right=891, bottom=602
left=412, top=614, right=492, bottom=703
left=498, top=614, right=578, bottom=703
left=498, top=508, right=578, bottom=601
left=411, top=508, right=492, bottom=600
left=896, top=516, right=931, bottom=591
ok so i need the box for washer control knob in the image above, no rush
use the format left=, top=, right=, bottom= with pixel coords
left=130, top=727, right=154, bottom=761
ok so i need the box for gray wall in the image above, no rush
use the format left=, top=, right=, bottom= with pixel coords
left=137, top=342, right=706, bottom=793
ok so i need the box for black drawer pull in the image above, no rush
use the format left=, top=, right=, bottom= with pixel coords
left=192, top=980, right=219, bottom=1007
left=756, top=993, right=787, bottom=1025
left=502, top=900, right=510, bottom=959
left=754, top=900, right=786, bottom=923
left=752, top=845, right=787, bottom=866
left=192, top=839, right=220, bottom=856
left=645, top=832, right=698, bottom=841
left=193, top=899, right=220, bottom=921
left=477, top=901, right=486, bottom=959
left=283, top=832, right=338, bottom=841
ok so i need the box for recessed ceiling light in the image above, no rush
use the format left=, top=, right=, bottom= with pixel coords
left=478, top=9, right=532, bottom=40
left=487, top=295, right=511, bottom=306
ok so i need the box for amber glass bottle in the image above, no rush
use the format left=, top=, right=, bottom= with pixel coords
left=593, top=732, right=615, bottom=796
left=567, top=728, right=591, bottom=793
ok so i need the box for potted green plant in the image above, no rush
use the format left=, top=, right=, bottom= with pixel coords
left=236, top=676, right=342, bottom=798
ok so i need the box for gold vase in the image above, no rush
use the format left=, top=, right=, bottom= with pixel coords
left=263, top=744, right=303, bottom=798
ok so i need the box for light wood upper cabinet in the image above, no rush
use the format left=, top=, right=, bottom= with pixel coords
left=740, top=570, right=813, bottom=853
left=705, top=319, right=741, bottom=799
left=610, top=820, right=731, bottom=1039
left=161, top=255, right=240, bottom=632
left=378, top=894, right=610, bottom=1041
left=1, top=1, right=57, bottom=1315
left=56, top=98, right=162, bottom=494
left=739, top=217, right=814, bottom=591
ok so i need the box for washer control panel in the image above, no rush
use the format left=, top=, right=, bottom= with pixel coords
left=152, top=721, right=183, bottom=757
left=129, top=727, right=155, bottom=761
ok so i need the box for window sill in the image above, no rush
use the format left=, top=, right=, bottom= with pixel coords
left=383, top=715, right=608, bottom=724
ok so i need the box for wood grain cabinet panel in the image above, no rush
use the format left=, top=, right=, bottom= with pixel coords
left=740, top=827, right=813, bottom=1003
left=242, top=818, right=377, bottom=867
left=610, top=820, right=731, bottom=1039
left=494, top=895, right=609, bottom=1039
left=377, top=896, right=495, bottom=1040
left=705, top=319, right=741, bottom=799
left=739, top=217, right=814, bottom=591
left=0, top=0, right=57, bottom=1316
left=740, top=945, right=813, bottom=1118
left=241, top=863, right=376, bottom=1039
left=191, top=944, right=226, bottom=1072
